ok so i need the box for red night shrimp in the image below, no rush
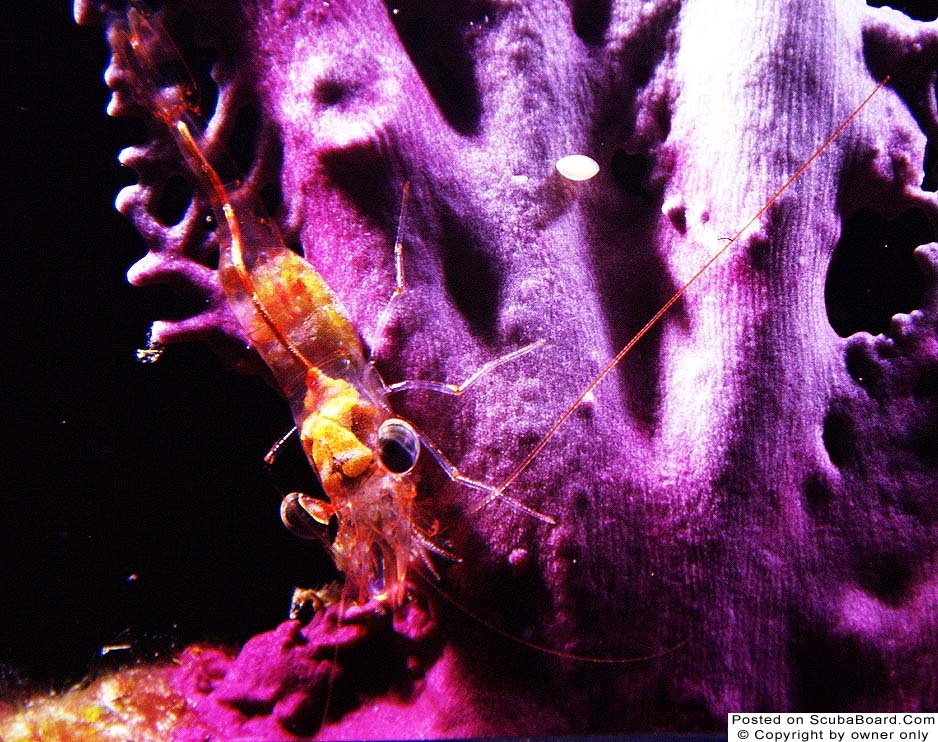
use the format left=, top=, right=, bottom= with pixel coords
left=112, top=0, right=890, bottom=664
left=112, top=2, right=552, bottom=612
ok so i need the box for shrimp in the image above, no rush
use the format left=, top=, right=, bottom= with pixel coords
left=112, top=2, right=551, bottom=611
left=113, top=1, right=890, bottom=660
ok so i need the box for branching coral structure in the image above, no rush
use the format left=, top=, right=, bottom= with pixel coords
left=5, top=0, right=936, bottom=738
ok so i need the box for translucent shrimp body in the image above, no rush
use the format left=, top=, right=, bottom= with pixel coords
left=116, top=4, right=423, bottom=608
left=217, top=204, right=420, bottom=607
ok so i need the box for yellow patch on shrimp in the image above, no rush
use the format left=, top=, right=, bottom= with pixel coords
left=299, top=367, right=383, bottom=484
left=305, top=414, right=373, bottom=479
left=303, top=367, right=351, bottom=414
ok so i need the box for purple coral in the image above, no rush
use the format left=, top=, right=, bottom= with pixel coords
left=70, top=0, right=938, bottom=736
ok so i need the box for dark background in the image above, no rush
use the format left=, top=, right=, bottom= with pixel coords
left=2, top=0, right=937, bottom=694
left=1, top=1, right=327, bottom=693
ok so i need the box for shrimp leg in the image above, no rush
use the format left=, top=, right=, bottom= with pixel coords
left=263, top=426, right=298, bottom=466
left=370, top=183, right=546, bottom=399
left=362, top=181, right=551, bottom=521
left=369, top=181, right=411, bottom=360
left=417, top=434, right=556, bottom=525
left=384, top=339, right=546, bottom=397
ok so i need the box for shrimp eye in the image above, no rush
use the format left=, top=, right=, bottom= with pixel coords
left=377, top=418, right=420, bottom=474
left=280, top=492, right=334, bottom=543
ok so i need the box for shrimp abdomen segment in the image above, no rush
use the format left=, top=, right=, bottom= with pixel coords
left=217, top=231, right=365, bottom=401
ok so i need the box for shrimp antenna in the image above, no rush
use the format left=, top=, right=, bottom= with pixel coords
left=171, top=122, right=314, bottom=365
left=121, top=4, right=321, bottom=374
left=420, top=571, right=689, bottom=664
left=491, top=75, right=891, bottom=499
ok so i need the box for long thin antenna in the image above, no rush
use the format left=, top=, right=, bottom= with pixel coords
left=492, top=75, right=891, bottom=498
left=421, top=572, right=688, bottom=664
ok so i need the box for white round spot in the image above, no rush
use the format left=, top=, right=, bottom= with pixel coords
left=555, top=154, right=600, bottom=181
